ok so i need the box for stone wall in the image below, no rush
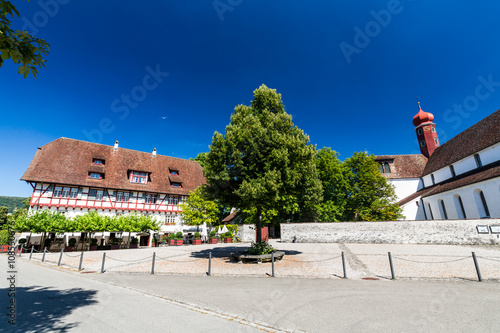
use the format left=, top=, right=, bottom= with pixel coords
left=236, top=224, right=256, bottom=242
left=280, top=219, right=500, bottom=245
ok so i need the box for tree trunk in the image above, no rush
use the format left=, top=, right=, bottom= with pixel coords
left=127, top=231, right=131, bottom=249
left=256, top=206, right=262, bottom=244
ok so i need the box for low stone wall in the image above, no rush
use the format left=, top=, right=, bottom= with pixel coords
left=236, top=224, right=256, bottom=242
left=280, top=219, right=500, bottom=245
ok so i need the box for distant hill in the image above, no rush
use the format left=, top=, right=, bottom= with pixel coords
left=0, top=196, right=29, bottom=213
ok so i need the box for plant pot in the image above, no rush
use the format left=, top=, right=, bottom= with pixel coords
left=129, top=244, right=138, bottom=249
left=90, top=246, right=98, bottom=251
left=65, top=247, right=75, bottom=252
left=224, top=238, right=232, bottom=243
left=168, top=239, right=176, bottom=246
left=193, top=239, right=201, bottom=245
left=176, top=239, right=183, bottom=246
left=209, top=238, right=217, bottom=244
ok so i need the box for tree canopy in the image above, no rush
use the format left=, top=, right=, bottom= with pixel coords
left=0, top=0, right=49, bottom=78
left=204, top=84, right=323, bottom=242
left=180, top=186, right=220, bottom=229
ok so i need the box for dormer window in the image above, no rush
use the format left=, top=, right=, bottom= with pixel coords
left=92, top=158, right=105, bottom=165
left=170, top=170, right=179, bottom=175
left=130, top=171, right=148, bottom=184
left=378, top=162, right=391, bottom=174
left=171, top=182, right=182, bottom=188
left=89, top=172, right=104, bottom=179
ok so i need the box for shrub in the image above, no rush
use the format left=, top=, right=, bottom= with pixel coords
left=0, top=230, right=10, bottom=245
left=176, top=231, right=183, bottom=240
left=90, top=238, right=98, bottom=246
left=168, top=233, right=176, bottom=240
left=131, top=237, right=139, bottom=245
left=224, top=231, right=233, bottom=238
left=210, top=230, right=217, bottom=238
left=68, top=238, right=77, bottom=246
left=194, top=232, right=201, bottom=239
left=18, top=238, right=27, bottom=245
left=248, top=241, right=275, bottom=255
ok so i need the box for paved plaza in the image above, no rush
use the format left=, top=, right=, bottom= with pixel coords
left=23, top=240, right=500, bottom=281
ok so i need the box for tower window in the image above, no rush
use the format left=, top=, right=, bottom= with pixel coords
left=420, top=140, right=426, bottom=147
left=431, top=126, right=436, bottom=132
left=417, top=128, right=423, bottom=135
left=434, top=137, right=439, bottom=145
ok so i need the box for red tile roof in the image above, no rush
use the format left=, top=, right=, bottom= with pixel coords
left=375, top=154, right=428, bottom=179
left=21, top=138, right=206, bottom=195
left=423, top=109, right=500, bottom=175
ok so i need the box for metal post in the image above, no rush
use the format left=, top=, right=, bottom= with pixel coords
left=271, top=252, right=275, bottom=277
left=101, top=252, right=106, bottom=274
left=57, top=248, right=64, bottom=266
left=472, top=252, right=482, bottom=282
left=78, top=251, right=84, bottom=271
left=207, top=252, right=212, bottom=276
left=342, top=251, right=347, bottom=279
left=29, top=246, right=34, bottom=260
left=151, top=252, right=156, bottom=275
left=42, top=248, right=47, bottom=262
left=19, top=244, right=24, bottom=257
left=388, top=252, right=395, bottom=280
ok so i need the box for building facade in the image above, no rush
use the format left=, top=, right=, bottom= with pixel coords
left=378, top=106, right=500, bottom=220
left=21, top=138, right=206, bottom=230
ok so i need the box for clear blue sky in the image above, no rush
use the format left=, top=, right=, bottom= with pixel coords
left=2, top=0, right=500, bottom=197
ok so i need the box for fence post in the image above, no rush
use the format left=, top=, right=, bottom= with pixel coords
left=151, top=252, right=156, bottom=275
left=29, top=246, right=34, bottom=260
left=388, top=252, right=395, bottom=280
left=472, top=252, right=482, bottom=282
left=207, top=252, right=212, bottom=276
left=19, top=244, right=24, bottom=257
left=42, top=248, right=47, bottom=262
left=342, top=251, right=347, bottom=279
left=101, top=252, right=106, bottom=274
left=271, top=252, right=275, bottom=277
left=78, top=251, right=84, bottom=271
left=57, top=248, right=64, bottom=266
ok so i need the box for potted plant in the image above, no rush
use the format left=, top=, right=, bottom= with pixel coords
left=168, top=234, right=176, bottom=246
left=18, top=238, right=27, bottom=250
left=224, top=231, right=233, bottom=243
left=66, top=238, right=77, bottom=252
left=175, top=232, right=183, bottom=246
left=209, top=230, right=217, bottom=244
left=110, top=237, right=120, bottom=250
left=44, top=238, right=52, bottom=251
left=89, top=238, right=98, bottom=251
left=193, top=232, right=202, bottom=245
left=130, top=237, right=139, bottom=248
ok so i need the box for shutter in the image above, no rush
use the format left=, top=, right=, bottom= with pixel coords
left=46, top=185, right=54, bottom=198
left=88, top=189, right=97, bottom=200
left=77, top=188, right=83, bottom=199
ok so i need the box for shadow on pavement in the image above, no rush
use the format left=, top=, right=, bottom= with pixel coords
left=1, top=286, right=98, bottom=332
left=190, top=246, right=302, bottom=259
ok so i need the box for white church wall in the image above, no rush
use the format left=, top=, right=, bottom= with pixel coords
left=400, top=198, right=427, bottom=220
left=388, top=178, right=422, bottom=201
left=480, top=142, right=500, bottom=166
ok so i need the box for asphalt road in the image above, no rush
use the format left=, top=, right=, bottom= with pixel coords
left=2, top=259, right=500, bottom=332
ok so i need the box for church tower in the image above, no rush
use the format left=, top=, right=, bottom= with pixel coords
left=413, top=103, right=440, bottom=158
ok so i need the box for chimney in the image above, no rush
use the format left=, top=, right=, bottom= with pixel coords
left=152, top=148, right=157, bottom=157
left=114, top=140, right=119, bottom=151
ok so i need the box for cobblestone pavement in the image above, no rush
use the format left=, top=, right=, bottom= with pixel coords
left=21, top=240, right=500, bottom=281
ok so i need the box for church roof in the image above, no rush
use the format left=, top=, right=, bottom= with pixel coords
left=21, top=138, right=206, bottom=195
left=375, top=154, right=427, bottom=179
left=423, top=109, right=500, bottom=176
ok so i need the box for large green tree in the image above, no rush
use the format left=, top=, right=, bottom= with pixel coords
left=0, top=0, right=49, bottom=78
left=342, top=152, right=403, bottom=221
left=204, top=84, right=323, bottom=242
left=180, top=186, right=220, bottom=231
left=0, top=206, right=8, bottom=228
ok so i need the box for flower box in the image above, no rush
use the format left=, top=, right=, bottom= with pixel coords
left=169, top=239, right=176, bottom=246
left=209, top=238, right=217, bottom=244
left=176, top=239, right=183, bottom=246
left=223, top=238, right=232, bottom=243
left=192, top=239, right=201, bottom=245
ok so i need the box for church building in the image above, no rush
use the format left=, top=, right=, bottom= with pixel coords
left=379, top=105, right=500, bottom=220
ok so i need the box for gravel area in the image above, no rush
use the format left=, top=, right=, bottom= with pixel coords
left=20, top=240, right=500, bottom=281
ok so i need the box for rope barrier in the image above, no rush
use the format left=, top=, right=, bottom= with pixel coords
left=392, top=256, right=470, bottom=264
left=281, top=255, right=342, bottom=263
left=63, top=252, right=83, bottom=258
left=477, top=256, right=500, bottom=263
left=156, top=256, right=204, bottom=263
left=106, top=255, right=154, bottom=263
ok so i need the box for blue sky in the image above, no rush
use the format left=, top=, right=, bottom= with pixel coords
left=2, top=0, right=500, bottom=197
